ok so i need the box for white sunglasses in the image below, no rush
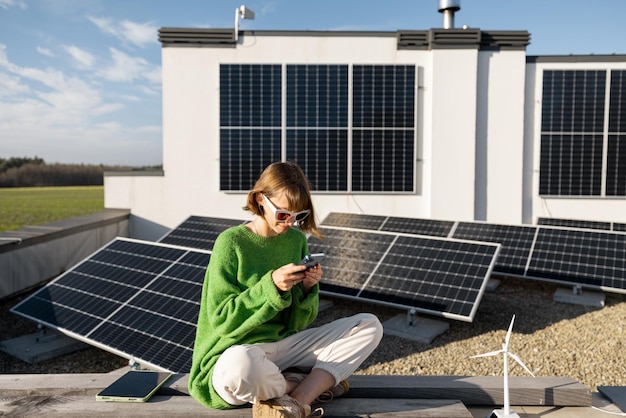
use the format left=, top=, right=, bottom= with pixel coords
left=262, top=194, right=311, bottom=223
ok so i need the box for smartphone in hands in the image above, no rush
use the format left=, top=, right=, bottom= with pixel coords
left=299, top=253, right=325, bottom=269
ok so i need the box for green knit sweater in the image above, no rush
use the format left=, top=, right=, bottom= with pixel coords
left=188, top=224, right=319, bottom=409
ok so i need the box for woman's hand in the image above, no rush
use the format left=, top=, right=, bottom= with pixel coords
left=302, top=264, right=323, bottom=293
left=272, top=264, right=307, bottom=292
left=271, top=263, right=323, bottom=293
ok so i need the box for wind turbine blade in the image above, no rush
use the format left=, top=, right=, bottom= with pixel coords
left=508, top=352, right=536, bottom=377
left=470, top=349, right=503, bottom=358
left=505, top=314, right=516, bottom=346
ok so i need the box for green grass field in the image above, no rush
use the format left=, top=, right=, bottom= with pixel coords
left=0, top=186, right=104, bottom=233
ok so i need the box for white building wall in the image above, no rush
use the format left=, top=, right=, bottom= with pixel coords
left=105, top=30, right=545, bottom=238
left=428, top=48, right=478, bottom=221
left=109, top=33, right=441, bottom=234
left=104, top=174, right=167, bottom=240
left=477, top=50, right=527, bottom=224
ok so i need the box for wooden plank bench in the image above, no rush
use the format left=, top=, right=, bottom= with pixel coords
left=0, top=396, right=473, bottom=417
left=0, top=373, right=591, bottom=417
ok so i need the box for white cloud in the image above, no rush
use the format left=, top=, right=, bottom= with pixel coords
left=0, top=0, right=27, bottom=10
left=0, top=44, right=119, bottom=127
left=142, top=66, right=162, bottom=85
left=97, top=47, right=160, bottom=84
left=119, top=20, right=158, bottom=48
left=0, top=43, right=161, bottom=166
left=63, top=44, right=96, bottom=70
left=0, top=71, right=29, bottom=97
left=88, top=16, right=115, bottom=36
left=88, top=16, right=158, bottom=48
left=0, top=44, right=7, bottom=63
left=36, top=46, right=55, bottom=57
left=261, top=1, right=280, bottom=16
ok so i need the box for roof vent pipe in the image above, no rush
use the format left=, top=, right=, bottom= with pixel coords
left=438, top=0, right=461, bottom=29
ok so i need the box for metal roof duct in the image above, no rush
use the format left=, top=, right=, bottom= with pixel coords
left=438, top=0, right=461, bottom=29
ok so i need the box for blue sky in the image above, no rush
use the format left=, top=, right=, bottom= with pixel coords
left=1, top=0, right=625, bottom=166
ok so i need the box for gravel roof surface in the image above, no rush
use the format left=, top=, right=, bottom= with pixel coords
left=2, top=277, right=625, bottom=392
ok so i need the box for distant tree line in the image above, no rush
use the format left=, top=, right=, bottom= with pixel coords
left=0, top=157, right=161, bottom=187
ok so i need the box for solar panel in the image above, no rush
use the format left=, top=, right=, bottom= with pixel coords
left=537, top=217, right=612, bottom=231
left=538, top=217, right=626, bottom=233
left=158, top=215, right=247, bottom=250
left=308, top=226, right=501, bottom=322
left=321, top=212, right=387, bottom=230
left=381, top=216, right=454, bottom=237
left=10, top=238, right=210, bottom=373
left=322, top=212, right=454, bottom=237
left=614, top=223, right=626, bottom=233
left=527, top=227, right=626, bottom=292
left=451, top=222, right=539, bottom=277
left=539, top=70, right=606, bottom=197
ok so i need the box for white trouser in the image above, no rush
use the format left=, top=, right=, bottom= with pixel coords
left=211, top=313, right=383, bottom=406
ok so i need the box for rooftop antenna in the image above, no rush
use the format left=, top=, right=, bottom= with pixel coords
left=438, top=0, right=461, bottom=29
left=234, top=5, right=255, bottom=42
left=470, top=315, right=535, bottom=418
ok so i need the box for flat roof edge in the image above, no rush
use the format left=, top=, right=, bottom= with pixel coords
left=159, top=27, right=530, bottom=51
left=104, top=170, right=164, bottom=177
left=0, top=209, right=130, bottom=253
left=527, top=54, right=626, bottom=63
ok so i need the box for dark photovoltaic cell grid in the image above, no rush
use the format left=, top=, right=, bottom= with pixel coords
left=352, top=65, right=416, bottom=193
left=538, top=217, right=611, bottom=231
left=614, top=223, right=626, bottom=233
left=219, top=64, right=283, bottom=191
left=321, top=212, right=387, bottom=230
left=158, top=215, right=247, bottom=250
left=323, top=212, right=626, bottom=294
left=538, top=217, right=626, bottom=233
left=322, top=212, right=454, bottom=237
left=451, top=222, right=539, bottom=277
left=539, top=69, right=626, bottom=197
left=383, top=216, right=455, bottom=237
left=453, top=222, right=626, bottom=293
left=286, top=65, right=350, bottom=192
left=307, top=226, right=501, bottom=322
left=539, top=70, right=606, bottom=197
left=323, top=213, right=535, bottom=276
left=219, top=64, right=418, bottom=194
left=11, top=238, right=210, bottom=373
left=527, top=227, right=626, bottom=291
left=607, top=70, right=626, bottom=196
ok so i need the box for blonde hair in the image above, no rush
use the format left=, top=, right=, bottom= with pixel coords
left=244, top=161, right=323, bottom=239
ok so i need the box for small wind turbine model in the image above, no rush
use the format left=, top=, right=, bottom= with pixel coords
left=470, top=315, right=535, bottom=418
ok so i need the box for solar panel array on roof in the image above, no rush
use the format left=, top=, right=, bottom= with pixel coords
left=456, top=223, right=626, bottom=294
left=323, top=213, right=537, bottom=277
left=323, top=212, right=626, bottom=294
left=14, top=211, right=626, bottom=374
left=11, top=238, right=210, bottom=373
left=158, top=215, right=246, bottom=250
left=308, top=226, right=501, bottom=322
